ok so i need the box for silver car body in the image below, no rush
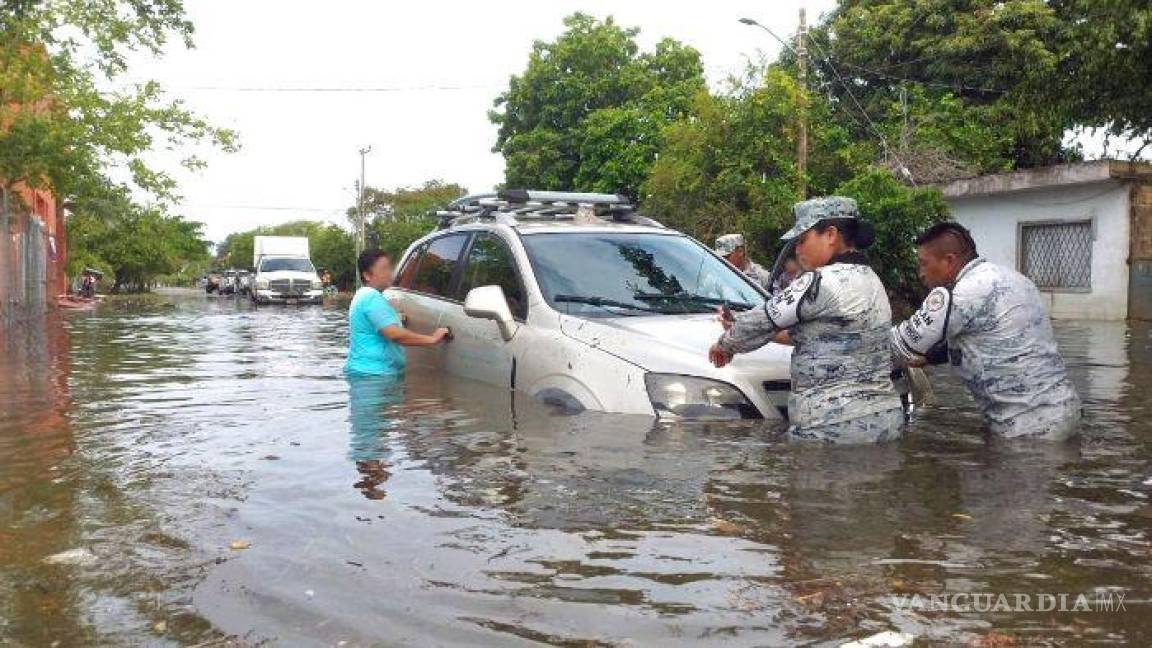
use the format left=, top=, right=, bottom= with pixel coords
left=385, top=221, right=793, bottom=419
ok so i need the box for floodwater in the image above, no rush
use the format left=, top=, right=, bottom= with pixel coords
left=1, top=289, right=1149, bottom=647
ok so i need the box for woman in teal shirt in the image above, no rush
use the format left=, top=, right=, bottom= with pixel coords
left=345, top=249, right=449, bottom=376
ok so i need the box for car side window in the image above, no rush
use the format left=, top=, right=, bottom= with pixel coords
left=409, top=233, right=468, bottom=298
left=395, top=243, right=426, bottom=289
left=458, top=235, right=527, bottom=320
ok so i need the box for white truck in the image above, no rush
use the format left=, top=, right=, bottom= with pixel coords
left=251, top=236, right=324, bottom=305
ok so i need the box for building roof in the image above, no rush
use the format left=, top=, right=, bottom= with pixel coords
left=938, top=160, right=1152, bottom=199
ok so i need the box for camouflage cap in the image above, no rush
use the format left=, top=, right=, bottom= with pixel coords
left=781, top=196, right=860, bottom=240
left=714, top=233, right=745, bottom=256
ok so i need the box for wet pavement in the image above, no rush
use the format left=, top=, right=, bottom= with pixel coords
left=1, top=288, right=1150, bottom=646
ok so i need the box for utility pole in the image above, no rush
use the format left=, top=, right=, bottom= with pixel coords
left=796, top=7, right=808, bottom=199
left=356, top=145, right=372, bottom=287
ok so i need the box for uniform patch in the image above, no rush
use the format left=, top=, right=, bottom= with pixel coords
left=926, top=291, right=946, bottom=312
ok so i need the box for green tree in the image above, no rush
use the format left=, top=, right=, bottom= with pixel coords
left=642, top=68, right=947, bottom=305
left=352, top=180, right=467, bottom=225
left=66, top=187, right=211, bottom=293
left=350, top=180, right=468, bottom=265
left=795, top=0, right=1152, bottom=172
left=834, top=169, right=950, bottom=307
left=642, top=68, right=864, bottom=257
left=491, top=13, right=705, bottom=197
left=0, top=1, right=237, bottom=206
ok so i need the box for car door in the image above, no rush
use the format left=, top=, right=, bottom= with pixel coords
left=442, top=232, right=530, bottom=387
left=387, top=232, right=471, bottom=370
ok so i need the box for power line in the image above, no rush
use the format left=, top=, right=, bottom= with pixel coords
left=827, top=57, right=1005, bottom=95
left=115, top=83, right=500, bottom=93
left=804, top=36, right=915, bottom=185
left=177, top=204, right=345, bottom=212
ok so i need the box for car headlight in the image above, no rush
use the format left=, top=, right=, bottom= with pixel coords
left=644, top=374, right=760, bottom=419
left=311, top=280, right=323, bottom=289
left=256, top=279, right=269, bottom=290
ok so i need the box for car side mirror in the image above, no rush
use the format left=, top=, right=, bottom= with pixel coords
left=464, top=285, right=517, bottom=341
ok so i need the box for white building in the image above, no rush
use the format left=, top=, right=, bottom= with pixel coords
left=939, top=160, right=1152, bottom=320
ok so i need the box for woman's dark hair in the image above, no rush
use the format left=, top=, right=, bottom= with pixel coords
left=812, top=218, right=875, bottom=250
left=357, top=249, right=390, bottom=281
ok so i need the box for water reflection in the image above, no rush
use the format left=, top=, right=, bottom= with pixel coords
left=1, top=291, right=1150, bottom=646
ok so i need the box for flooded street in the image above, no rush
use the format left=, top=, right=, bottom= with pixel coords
left=2, top=289, right=1150, bottom=646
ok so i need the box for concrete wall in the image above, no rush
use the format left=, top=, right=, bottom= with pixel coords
left=1131, top=184, right=1152, bottom=320
left=945, top=180, right=1130, bottom=320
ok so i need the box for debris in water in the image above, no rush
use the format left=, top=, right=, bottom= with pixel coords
left=153, top=621, right=167, bottom=634
left=228, top=540, right=251, bottom=551
left=952, top=513, right=974, bottom=521
left=840, top=630, right=915, bottom=648
left=43, top=548, right=98, bottom=566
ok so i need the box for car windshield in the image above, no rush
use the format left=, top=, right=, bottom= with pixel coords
left=259, top=257, right=315, bottom=273
left=521, top=231, right=765, bottom=317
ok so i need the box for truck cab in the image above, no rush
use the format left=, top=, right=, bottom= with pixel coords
left=252, top=236, right=324, bottom=305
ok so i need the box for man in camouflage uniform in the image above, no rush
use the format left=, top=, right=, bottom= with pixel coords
left=711, top=198, right=904, bottom=443
left=714, top=234, right=773, bottom=291
left=891, top=222, right=1081, bottom=440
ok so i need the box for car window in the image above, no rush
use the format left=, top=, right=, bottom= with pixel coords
left=521, top=232, right=764, bottom=317
left=258, top=257, right=315, bottom=273
left=457, top=235, right=527, bottom=320
left=395, top=243, right=426, bottom=289
left=409, top=233, right=469, bottom=298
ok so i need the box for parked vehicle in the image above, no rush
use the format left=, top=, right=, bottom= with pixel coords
left=386, top=190, right=793, bottom=420
left=251, top=236, right=324, bottom=305
left=220, top=270, right=238, bottom=295
left=236, top=270, right=253, bottom=296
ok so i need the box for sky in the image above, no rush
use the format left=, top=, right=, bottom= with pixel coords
left=125, top=0, right=838, bottom=242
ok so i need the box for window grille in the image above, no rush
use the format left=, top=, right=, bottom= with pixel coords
left=1020, top=221, right=1092, bottom=290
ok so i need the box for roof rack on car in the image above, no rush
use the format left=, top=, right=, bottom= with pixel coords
left=433, top=190, right=663, bottom=230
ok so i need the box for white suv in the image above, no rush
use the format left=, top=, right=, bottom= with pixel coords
left=385, top=191, right=792, bottom=420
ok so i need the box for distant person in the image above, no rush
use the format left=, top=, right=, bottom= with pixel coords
left=714, top=234, right=772, bottom=290
left=891, top=222, right=1081, bottom=440
left=345, top=249, right=450, bottom=377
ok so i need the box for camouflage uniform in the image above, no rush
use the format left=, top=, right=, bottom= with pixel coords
left=714, top=234, right=773, bottom=291
left=715, top=198, right=904, bottom=443
left=891, top=258, right=1081, bottom=440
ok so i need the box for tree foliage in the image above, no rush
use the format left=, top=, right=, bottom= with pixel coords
left=350, top=180, right=467, bottom=265
left=66, top=186, right=210, bottom=293
left=490, top=13, right=705, bottom=197
left=642, top=66, right=947, bottom=305
left=0, top=0, right=237, bottom=203
left=801, top=0, right=1151, bottom=171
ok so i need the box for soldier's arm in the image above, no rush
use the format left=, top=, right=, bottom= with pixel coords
left=718, top=271, right=820, bottom=355
left=891, top=287, right=952, bottom=364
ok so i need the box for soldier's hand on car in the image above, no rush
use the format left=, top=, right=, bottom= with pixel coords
left=715, top=306, right=734, bottom=331
left=708, top=343, right=732, bottom=368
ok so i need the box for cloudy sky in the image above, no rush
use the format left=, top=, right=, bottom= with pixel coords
left=126, top=0, right=837, bottom=242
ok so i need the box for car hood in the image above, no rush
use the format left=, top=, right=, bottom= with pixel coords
left=558, top=312, right=791, bottom=378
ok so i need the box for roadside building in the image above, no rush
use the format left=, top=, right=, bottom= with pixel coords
left=1, top=183, right=65, bottom=319
left=939, top=160, right=1152, bottom=321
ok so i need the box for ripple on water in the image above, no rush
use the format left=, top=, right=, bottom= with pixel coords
left=1, top=291, right=1151, bottom=646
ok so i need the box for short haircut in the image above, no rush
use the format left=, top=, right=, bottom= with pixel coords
left=915, top=222, right=977, bottom=260
left=357, top=249, right=390, bottom=280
